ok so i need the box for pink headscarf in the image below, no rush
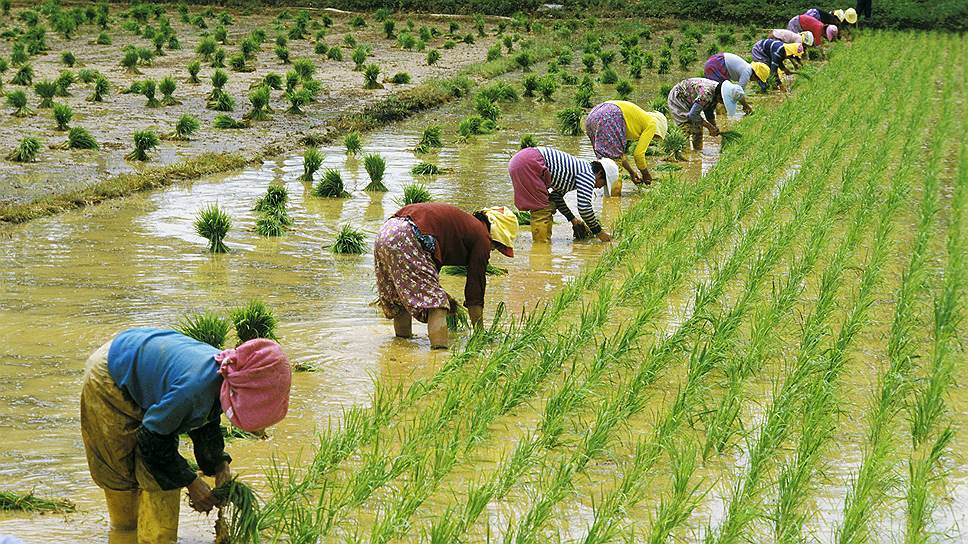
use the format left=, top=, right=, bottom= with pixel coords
left=826, top=25, right=839, bottom=41
left=216, top=339, right=292, bottom=432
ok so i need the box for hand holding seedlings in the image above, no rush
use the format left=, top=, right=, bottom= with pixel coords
left=187, top=476, right=219, bottom=513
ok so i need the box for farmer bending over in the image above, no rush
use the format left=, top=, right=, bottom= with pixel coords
left=703, top=51, right=770, bottom=96
left=508, top=146, right=618, bottom=244
left=767, top=28, right=815, bottom=48
left=751, top=39, right=804, bottom=92
left=374, top=203, right=518, bottom=350
left=584, top=100, right=667, bottom=187
left=81, top=328, right=292, bottom=544
left=667, top=78, right=745, bottom=151
left=788, top=13, right=838, bottom=55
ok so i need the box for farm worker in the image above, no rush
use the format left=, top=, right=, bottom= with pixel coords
left=833, top=8, right=857, bottom=39
left=788, top=13, right=833, bottom=49
left=751, top=39, right=803, bottom=92
left=508, top=146, right=618, bottom=243
left=703, top=52, right=770, bottom=93
left=767, top=28, right=815, bottom=47
left=667, top=78, right=744, bottom=151
left=805, top=7, right=843, bottom=25
left=374, top=203, right=517, bottom=350
left=855, top=0, right=870, bottom=21
left=80, top=328, right=292, bottom=544
left=584, top=100, right=668, bottom=186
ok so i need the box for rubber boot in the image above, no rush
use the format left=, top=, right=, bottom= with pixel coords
left=137, top=489, right=180, bottom=544
left=104, top=490, right=138, bottom=544
left=530, top=207, right=553, bottom=244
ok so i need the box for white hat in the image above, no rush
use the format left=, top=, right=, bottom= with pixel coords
left=721, top=81, right=745, bottom=119
left=800, top=31, right=815, bottom=46
left=598, top=158, right=619, bottom=196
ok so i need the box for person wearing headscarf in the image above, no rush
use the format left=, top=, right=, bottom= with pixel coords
left=788, top=13, right=837, bottom=50
left=768, top=28, right=816, bottom=47
left=751, top=39, right=803, bottom=91
left=805, top=7, right=843, bottom=25
left=509, top=147, right=618, bottom=244
left=703, top=52, right=770, bottom=96
left=374, top=203, right=517, bottom=349
left=667, top=78, right=745, bottom=151
left=835, top=8, right=858, bottom=39
left=584, top=100, right=668, bottom=186
left=81, top=329, right=292, bottom=543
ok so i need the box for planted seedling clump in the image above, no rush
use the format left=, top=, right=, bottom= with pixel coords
left=344, top=131, right=362, bottom=155
left=301, top=147, right=323, bottom=181
left=411, top=162, right=440, bottom=176
left=166, top=114, right=200, bottom=140
left=396, top=182, right=432, bottom=206
left=415, top=125, right=443, bottom=153
left=663, top=124, right=688, bottom=160
left=6, top=136, right=41, bottom=162
left=125, top=129, right=159, bottom=161
left=7, top=90, right=34, bottom=117
left=313, top=168, right=350, bottom=198
left=52, top=102, right=73, bottom=130
left=176, top=310, right=230, bottom=348
left=62, top=126, right=98, bottom=149
left=194, top=203, right=231, bottom=253
left=332, top=224, right=367, bottom=254
left=557, top=106, right=584, bottom=136
left=363, top=153, right=388, bottom=192
left=231, top=300, right=278, bottom=342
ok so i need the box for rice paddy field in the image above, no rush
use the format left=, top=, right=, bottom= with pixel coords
left=0, top=2, right=966, bottom=544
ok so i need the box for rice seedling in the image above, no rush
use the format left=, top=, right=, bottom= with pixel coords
left=616, top=79, right=633, bottom=99
left=187, top=60, right=201, bottom=84
left=344, top=131, right=363, bottom=156
left=176, top=310, right=230, bottom=348
left=514, top=210, right=532, bottom=225
left=261, top=72, right=283, bottom=91
left=124, top=129, right=159, bottom=162
left=440, top=264, right=508, bottom=276
left=447, top=305, right=469, bottom=332
left=514, top=51, right=533, bottom=72
left=719, top=130, right=742, bottom=147
left=396, top=182, right=432, bottom=206
left=196, top=35, right=218, bottom=61
left=76, top=69, right=97, bottom=84
left=96, top=31, right=111, bottom=45
left=136, top=79, right=159, bottom=108
left=301, top=146, right=322, bottom=182
left=284, top=88, right=311, bottom=114
left=61, top=126, right=98, bottom=150
left=165, top=114, right=200, bottom=141
left=363, top=153, right=388, bottom=192
left=230, top=300, right=278, bottom=343
left=212, top=478, right=261, bottom=544
left=194, top=204, right=231, bottom=253
left=313, top=169, right=350, bottom=198
left=522, top=74, right=539, bottom=98
left=11, top=64, right=33, bottom=86
left=120, top=49, right=140, bottom=74
left=6, top=136, right=41, bottom=162
left=557, top=106, right=584, bottom=136
left=410, top=162, right=440, bottom=176
left=663, top=124, right=688, bottom=160
left=457, top=116, right=496, bottom=141
left=256, top=214, right=285, bottom=237
left=474, top=95, right=500, bottom=122
left=537, top=75, right=557, bottom=102
left=331, top=224, right=367, bottom=254
left=51, top=102, right=72, bottom=131
left=327, top=46, right=343, bottom=61
left=244, top=85, right=271, bottom=121
left=292, top=57, right=316, bottom=81
left=0, top=492, right=75, bottom=513
left=213, top=114, right=247, bottom=129
left=520, top=134, right=538, bottom=149
left=650, top=95, right=669, bottom=114
left=415, top=125, right=443, bottom=153
left=427, top=49, right=441, bottom=66
left=253, top=184, right=290, bottom=217
left=362, top=64, right=382, bottom=89
left=388, top=72, right=411, bottom=84
left=34, top=80, right=57, bottom=108
left=351, top=45, right=368, bottom=70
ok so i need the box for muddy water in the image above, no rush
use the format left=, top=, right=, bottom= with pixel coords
left=0, top=85, right=723, bottom=542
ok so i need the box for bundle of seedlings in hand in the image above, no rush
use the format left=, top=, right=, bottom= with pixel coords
left=440, top=264, right=508, bottom=276
left=6, top=137, right=41, bottom=162
left=344, top=131, right=363, bottom=155
left=213, top=114, right=248, bottom=129
left=61, top=126, right=99, bottom=149
left=414, top=125, right=443, bottom=153
left=557, top=106, right=584, bottom=135
left=159, top=76, right=179, bottom=105
left=313, top=168, right=350, bottom=198
left=447, top=304, right=469, bottom=332
left=363, top=153, right=388, bottom=192
left=362, top=64, right=382, bottom=89
left=51, top=103, right=72, bottom=131
left=514, top=209, right=532, bottom=224
left=231, top=300, right=278, bottom=342
left=0, top=492, right=75, bottom=513
left=410, top=162, right=440, bottom=176
left=331, top=224, right=367, bottom=254
left=7, top=90, right=34, bottom=117
left=211, top=478, right=261, bottom=544
left=662, top=124, right=688, bottom=160
left=87, top=76, right=110, bottom=102
left=125, top=130, right=159, bottom=161
left=194, top=204, right=231, bottom=253
left=301, top=147, right=323, bottom=181
left=165, top=114, right=200, bottom=140
left=520, top=134, right=538, bottom=148
left=176, top=310, right=230, bottom=348
left=396, top=182, right=432, bottom=206
left=34, top=80, right=57, bottom=108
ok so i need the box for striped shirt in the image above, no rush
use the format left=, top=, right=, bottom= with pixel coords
left=752, top=39, right=790, bottom=78
left=537, top=147, right=602, bottom=234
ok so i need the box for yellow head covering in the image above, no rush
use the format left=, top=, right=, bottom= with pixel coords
left=784, top=42, right=804, bottom=57
left=833, top=8, right=845, bottom=22
left=845, top=7, right=858, bottom=24
left=646, top=111, right=668, bottom=140
left=481, top=206, right=518, bottom=257
left=750, top=62, right=770, bottom=83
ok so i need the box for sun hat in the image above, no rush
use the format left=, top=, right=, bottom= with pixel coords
left=646, top=111, right=668, bottom=140
left=596, top=158, right=620, bottom=195
left=721, top=81, right=745, bottom=118
left=217, top=338, right=292, bottom=433
left=833, top=8, right=846, bottom=22
left=480, top=206, right=519, bottom=257
left=826, top=25, right=839, bottom=41
left=799, top=31, right=815, bottom=46
left=784, top=42, right=805, bottom=57
left=750, top=62, right=770, bottom=83
left=845, top=7, right=858, bottom=24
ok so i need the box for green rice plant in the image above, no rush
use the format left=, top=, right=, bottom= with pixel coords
left=388, top=72, right=411, bottom=84
left=474, top=95, right=500, bottom=122
left=657, top=58, right=670, bottom=74
left=6, top=136, right=41, bottom=161
left=262, top=72, right=283, bottom=90
left=244, top=85, right=271, bottom=121
left=599, top=66, right=618, bottom=84
left=557, top=106, right=583, bottom=136
left=256, top=214, right=285, bottom=237
left=313, top=169, right=350, bottom=198
left=447, top=305, right=469, bottom=332
left=61, top=50, right=76, bottom=67
left=457, top=115, right=496, bottom=141
left=212, top=478, right=261, bottom=544
left=210, top=47, right=226, bottom=68
left=196, top=35, right=217, bottom=61
left=383, top=19, right=396, bottom=39
left=34, top=80, right=57, bottom=108
left=194, top=203, right=231, bottom=253
left=60, top=126, right=99, bottom=150
left=478, top=81, right=518, bottom=103
left=301, top=147, right=322, bottom=181
left=208, top=90, right=235, bottom=112
left=344, top=131, right=362, bottom=156
left=0, top=492, right=75, bottom=513
left=537, top=75, right=557, bottom=102
left=231, top=300, right=278, bottom=343
left=521, top=74, right=538, bottom=98
left=410, top=162, right=440, bottom=176
left=121, top=49, right=140, bottom=73
left=616, top=79, right=633, bottom=99
left=140, top=79, right=160, bottom=108
left=213, top=114, right=247, bottom=129
left=125, top=129, right=159, bottom=161
left=514, top=51, right=533, bottom=72
left=96, top=31, right=111, bottom=45
left=427, top=49, right=441, bottom=66
left=349, top=15, right=366, bottom=28
left=395, top=182, right=432, bottom=206
left=253, top=184, right=290, bottom=217
left=327, top=46, right=342, bottom=61
left=351, top=45, right=368, bottom=70
left=514, top=209, right=532, bottom=224
left=51, top=102, right=72, bottom=131
left=650, top=95, right=668, bottom=114
left=719, top=130, right=742, bottom=148
left=581, top=53, right=596, bottom=72
left=331, top=224, right=367, bottom=254
left=397, top=32, right=416, bottom=50
left=274, top=44, right=290, bottom=64
left=284, top=88, right=311, bottom=114
left=292, top=57, right=316, bottom=81
left=662, top=124, right=688, bottom=160
left=363, top=153, right=388, bottom=192
left=519, top=134, right=537, bottom=149
left=187, top=60, right=201, bottom=83
left=77, top=69, right=98, bottom=84
left=362, top=64, right=382, bottom=89
left=176, top=310, right=230, bottom=349
left=441, top=264, right=508, bottom=276
left=415, top=125, right=443, bottom=153
left=11, top=64, right=33, bottom=86
left=159, top=76, right=179, bottom=106
left=165, top=114, right=200, bottom=141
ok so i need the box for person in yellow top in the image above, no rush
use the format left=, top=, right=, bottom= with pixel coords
left=585, top=100, right=668, bottom=190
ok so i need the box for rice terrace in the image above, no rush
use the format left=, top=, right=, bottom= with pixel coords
left=0, top=0, right=965, bottom=542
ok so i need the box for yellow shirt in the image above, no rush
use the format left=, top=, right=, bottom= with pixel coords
left=607, top=100, right=657, bottom=170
